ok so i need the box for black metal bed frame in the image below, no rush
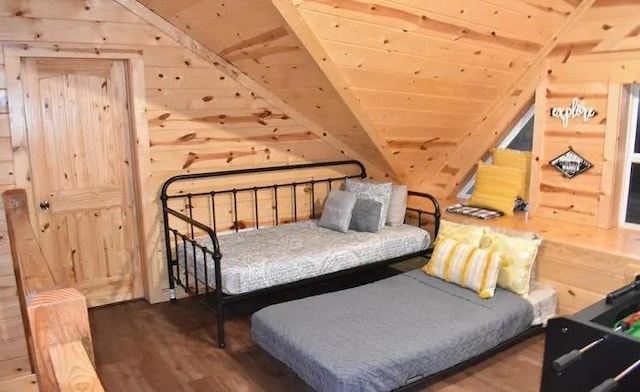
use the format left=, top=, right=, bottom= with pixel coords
left=160, top=160, right=441, bottom=348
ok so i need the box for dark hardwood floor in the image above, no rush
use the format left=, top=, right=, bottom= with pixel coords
left=90, top=265, right=544, bottom=392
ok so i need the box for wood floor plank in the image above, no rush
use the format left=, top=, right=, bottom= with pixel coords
left=90, top=266, right=544, bottom=392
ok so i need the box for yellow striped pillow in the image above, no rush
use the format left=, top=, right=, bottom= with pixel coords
left=492, top=148, right=532, bottom=201
left=423, top=238, right=502, bottom=299
left=468, top=162, right=524, bottom=216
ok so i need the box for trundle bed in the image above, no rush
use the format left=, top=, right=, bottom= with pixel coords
left=253, top=270, right=554, bottom=392
left=160, top=160, right=441, bottom=348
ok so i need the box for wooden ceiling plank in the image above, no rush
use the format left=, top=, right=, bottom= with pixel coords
left=297, top=0, right=543, bottom=54
left=582, top=2, right=640, bottom=20
left=326, top=44, right=516, bottom=86
left=193, top=22, right=289, bottom=54
left=386, top=137, right=459, bottom=150
left=340, top=68, right=502, bottom=99
left=354, top=89, right=491, bottom=113
left=298, top=2, right=536, bottom=56
left=138, top=0, right=200, bottom=15
left=0, top=0, right=145, bottom=23
left=367, top=108, right=475, bottom=126
left=379, top=124, right=469, bottom=139
left=174, top=0, right=264, bottom=30
left=482, top=0, right=575, bottom=17
left=323, top=40, right=518, bottom=76
left=115, top=0, right=396, bottom=179
left=592, top=18, right=640, bottom=52
left=610, top=36, right=640, bottom=52
left=271, top=0, right=403, bottom=179
left=559, top=13, right=639, bottom=44
left=384, top=0, right=560, bottom=43
left=365, top=106, right=478, bottom=119
left=353, top=87, right=493, bottom=104
left=298, top=9, right=527, bottom=73
left=412, top=0, right=597, bottom=197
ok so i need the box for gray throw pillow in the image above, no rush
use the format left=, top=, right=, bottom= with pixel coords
left=350, top=198, right=383, bottom=233
left=344, top=178, right=392, bottom=230
left=318, top=190, right=357, bottom=233
left=386, top=184, right=408, bottom=226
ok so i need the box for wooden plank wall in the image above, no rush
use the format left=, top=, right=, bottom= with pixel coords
left=137, top=0, right=398, bottom=177
left=537, top=239, right=640, bottom=316
left=0, top=36, right=31, bottom=387
left=0, top=0, right=367, bottom=372
left=529, top=0, right=640, bottom=228
left=529, top=76, right=615, bottom=227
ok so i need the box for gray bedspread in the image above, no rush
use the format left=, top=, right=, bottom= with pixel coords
left=252, top=269, right=534, bottom=392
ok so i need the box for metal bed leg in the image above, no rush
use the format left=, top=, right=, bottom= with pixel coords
left=166, top=251, right=177, bottom=302
left=216, top=301, right=225, bottom=348
left=161, top=196, right=178, bottom=302
left=214, top=251, right=225, bottom=348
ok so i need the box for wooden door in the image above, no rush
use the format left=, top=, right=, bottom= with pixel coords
left=21, top=58, right=143, bottom=307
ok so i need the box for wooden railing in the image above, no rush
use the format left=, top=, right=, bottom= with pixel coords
left=3, top=189, right=104, bottom=392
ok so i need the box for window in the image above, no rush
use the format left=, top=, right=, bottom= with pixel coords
left=620, top=85, right=640, bottom=226
left=457, top=105, right=535, bottom=199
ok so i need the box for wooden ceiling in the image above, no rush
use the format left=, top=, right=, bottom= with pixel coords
left=292, top=0, right=569, bottom=171
left=137, top=0, right=594, bottom=195
left=137, top=0, right=399, bottom=179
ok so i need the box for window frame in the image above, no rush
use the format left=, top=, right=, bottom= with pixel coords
left=618, top=84, right=640, bottom=228
left=457, top=104, right=535, bottom=199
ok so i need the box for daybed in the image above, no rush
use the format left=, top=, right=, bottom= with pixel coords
left=160, top=160, right=440, bottom=348
left=252, top=269, right=556, bottom=392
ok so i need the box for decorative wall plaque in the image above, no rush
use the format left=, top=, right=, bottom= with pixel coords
left=550, top=97, right=598, bottom=128
left=549, top=148, right=593, bottom=179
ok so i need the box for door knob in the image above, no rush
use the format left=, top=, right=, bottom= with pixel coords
left=39, top=200, right=50, bottom=210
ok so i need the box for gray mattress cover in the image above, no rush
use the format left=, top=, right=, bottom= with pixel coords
left=179, top=220, right=430, bottom=295
left=252, top=269, right=534, bottom=392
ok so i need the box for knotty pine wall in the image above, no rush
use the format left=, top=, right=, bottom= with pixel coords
left=526, top=2, right=640, bottom=315
left=0, top=0, right=361, bottom=378
left=529, top=1, right=640, bottom=229
left=138, top=0, right=398, bottom=177
left=529, top=76, right=622, bottom=228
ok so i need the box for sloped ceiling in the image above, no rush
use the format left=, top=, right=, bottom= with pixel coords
left=280, top=0, right=587, bottom=196
left=136, top=0, right=594, bottom=196
left=137, top=0, right=400, bottom=179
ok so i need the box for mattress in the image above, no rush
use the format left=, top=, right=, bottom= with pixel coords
left=177, top=220, right=430, bottom=295
left=528, top=282, right=557, bottom=326
left=252, top=269, right=535, bottom=392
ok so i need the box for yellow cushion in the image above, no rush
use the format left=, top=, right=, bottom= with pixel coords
left=423, top=238, right=502, bottom=299
left=492, top=148, right=531, bottom=200
left=437, top=219, right=488, bottom=247
left=481, top=231, right=542, bottom=297
left=468, top=162, right=524, bottom=216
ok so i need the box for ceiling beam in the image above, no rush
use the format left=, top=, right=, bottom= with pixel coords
left=113, top=0, right=396, bottom=180
left=411, top=0, right=597, bottom=198
left=270, top=0, right=405, bottom=180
